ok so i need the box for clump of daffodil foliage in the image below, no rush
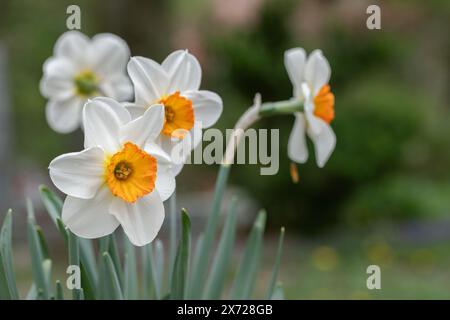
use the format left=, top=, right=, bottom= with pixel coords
left=0, top=174, right=285, bottom=300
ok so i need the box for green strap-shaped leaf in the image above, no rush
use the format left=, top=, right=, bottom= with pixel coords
left=230, top=210, right=266, bottom=299
left=55, top=218, right=68, bottom=243
left=0, top=209, right=19, bottom=299
left=188, top=233, right=203, bottom=295
left=40, top=186, right=97, bottom=297
left=97, top=236, right=110, bottom=299
left=271, top=282, right=285, bottom=300
left=108, top=233, right=123, bottom=287
left=154, top=239, right=164, bottom=298
left=123, top=237, right=138, bottom=299
left=266, top=227, right=285, bottom=299
left=68, top=230, right=81, bottom=300
left=36, top=226, right=50, bottom=260
left=171, top=209, right=191, bottom=300
left=38, top=185, right=63, bottom=224
left=78, top=238, right=97, bottom=299
left=25, top=283, right=37, bottom=300
left=55, top=280, right=64, bottom=300
left=141, top=243, right=154, bottom=299
left=189, top=164, right=230, bottom=298
left=27, top=200, right=52, bottom=299
left=102, top=252, right=124, bottom=300
left=203, top=198, right=238, bottom=299
left=42, top=259, right=53, bottom=299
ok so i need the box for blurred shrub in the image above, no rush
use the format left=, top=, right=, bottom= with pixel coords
left=343, top=176, right=450, bottom=225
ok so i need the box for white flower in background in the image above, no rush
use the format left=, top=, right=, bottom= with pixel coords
left=49, top=97, right=175, bottom=246
left=285, top=48, right=336, bottom=168
left=126, top=50, right=223, bottom=175
left=40, top=31, right=133, bottom=133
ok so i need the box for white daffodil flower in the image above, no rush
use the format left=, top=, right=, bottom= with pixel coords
left=49, top=97, right=175, bottom=246
left=40, top=31, right=133, bottom=134
left=285, top=48, right=336, bottom=168
left=125, top=50, right=223, bottom=175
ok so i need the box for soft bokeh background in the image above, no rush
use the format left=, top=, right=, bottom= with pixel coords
left=0, top=0, right=449, bottom=299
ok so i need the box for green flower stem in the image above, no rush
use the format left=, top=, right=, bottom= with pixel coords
left=168, top=191, right=177, bottom=288
left=259, top=99, right=303, bottom=117
left=223, top=94, right=303, bottom=165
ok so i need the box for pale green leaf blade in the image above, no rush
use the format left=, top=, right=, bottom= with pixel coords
left=203, top=197, right=238, bottom=299
left=68, top=230, right=81, bottom=300
left=102, top=252, right=124, bottom=300
left=55, top=280, right=64, bottom=300
left=27, top=200, right=52, bottom=299
left=123, top=237, right=138, bottom=299
left=230, top=210, right=266, bottom=299
left=189, top=164, right=230, bottom=298
left=170, top=209, right=191, bottom=299
left=271, top=282, right=285, bottom=300
left=0, top=209, right=19, bottom=299
left=266, top=227, right=285, bottom=299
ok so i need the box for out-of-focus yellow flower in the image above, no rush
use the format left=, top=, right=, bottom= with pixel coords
left=367, top=242, right=394, bottom=266
left=312, top=246, right=339, bottom=271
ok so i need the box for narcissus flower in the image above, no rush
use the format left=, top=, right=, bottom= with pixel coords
left=49, top=97, right=175, bottom=246
left=125, top=50, right=223, bottom=175
left=285, top=48, right=336, bottom=168
left=40, top=31, right=132, bottom=133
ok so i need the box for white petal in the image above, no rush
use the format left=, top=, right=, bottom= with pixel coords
left=127, top=56, right=168, bottom=105
left=304, top=49, right=331, bottom=96
left=287, top=113, right=308, bottom=163
left=83, top=97, right=130, bottom=153
left=190, top=120, right=203, bottom=151
left=54, top=31, right=90, bottom=65
left=284, top=48, right=306, bottom=99
left=49, top=147, right=105, bottom=199
left=110, top=191, right=165, bottom=246
left=162, top=50, right=201, bottom=93
left=40, top=75, right=74, bottom=101
left=306, top=118, right=336, bottom=168
left=40, top=58, right=76, bottom=100
left=100, top=74, right=133, bottom=102
left=123, top=102, right=146, bottom=119
left=120, top=104, right=164, bottom=147
left=145, top=143, right=175, bottom=201
left=183, top=90, right=223, bottom=128
left=304, top=99, right=322, bottom=136
left=89, top=33, right=130, bottom=77
left=45, top=96, right=83, bottom=134
left=171, top=163, right=184, bottom=176
left=41, top=57, right=76, bottom=78
left=62, top=187, right=119, bottom=239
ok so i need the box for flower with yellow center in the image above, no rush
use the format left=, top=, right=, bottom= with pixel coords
left=124, top=50, right=223, bottom=175
left=285, top=48, right=336, bottom=168
left=49, top=97, right=175, bottom=246
left=40, top=31, right=132, bottom=133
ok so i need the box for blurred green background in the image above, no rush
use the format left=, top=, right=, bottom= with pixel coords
left=0, top=0, right=449, bottom=299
